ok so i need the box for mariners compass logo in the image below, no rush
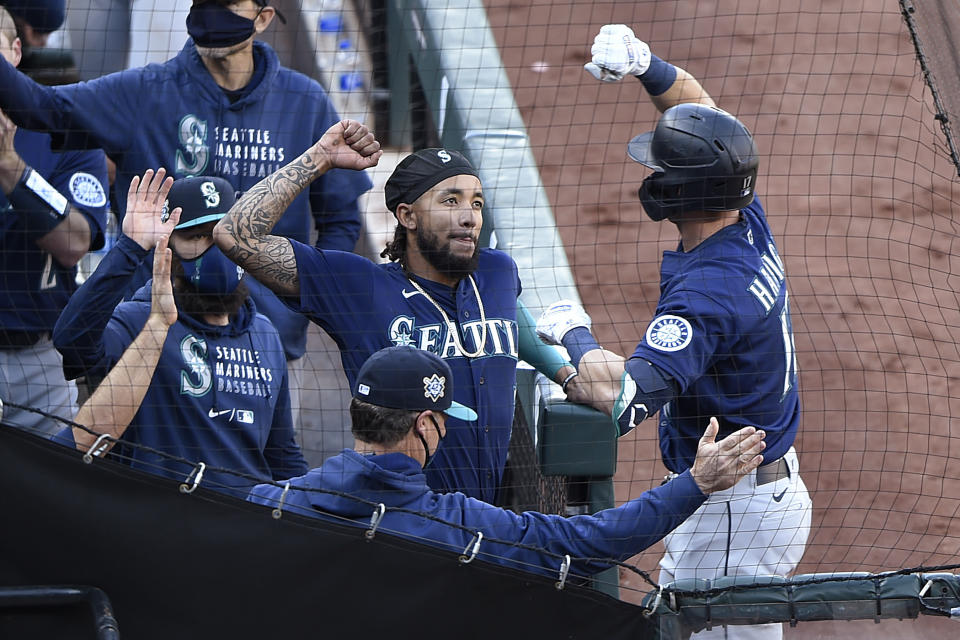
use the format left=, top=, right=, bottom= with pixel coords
left=645, top=314, right=693, bottom=352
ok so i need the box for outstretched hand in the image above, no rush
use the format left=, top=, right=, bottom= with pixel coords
left=311, top=119, right=383, bottom=172
left=122, top=168, right=181, bottom=251
left=690, top=417, right=766, bottom=495
left=150, top=235, right=177, bottom=327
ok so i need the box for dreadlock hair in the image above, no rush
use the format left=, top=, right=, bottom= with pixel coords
left=380, top=223, right=407, bottom=266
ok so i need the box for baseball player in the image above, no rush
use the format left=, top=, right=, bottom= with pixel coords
left=536, top=25, right=812, bottom=639
left=214, top=121, right=588, bottom=503
left=53, top=169, right=307, bottom=499
left=0, top=6, right=109, bottom=435
left=249, top=345, right=768, bottom=579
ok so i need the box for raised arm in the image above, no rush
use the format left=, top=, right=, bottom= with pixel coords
left=0, top=55, right=134, bottom=155
left=584, top=24, right=715, bottom=112
left=213, top=119, right=382, bottom=298
left=53, top=168, right=179, bottom=380
left=0, top=108, right=108, bottom=268
left=71, top=233, right=178, bottom=454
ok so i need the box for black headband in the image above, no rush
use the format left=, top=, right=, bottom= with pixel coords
left=383, top=148, right=479, bottom=214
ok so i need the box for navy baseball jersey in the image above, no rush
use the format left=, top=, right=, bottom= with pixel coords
left=630, top=197, right=800, bottom=473
left=286, top=242, right=521, bottom=502
left=0, top=129, right=107, bottom=333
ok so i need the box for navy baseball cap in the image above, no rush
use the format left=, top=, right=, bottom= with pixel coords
left=164, top=176, right=237, bottom=230
left=1, top=0, right=65, bottom=33
left=383, top=148, right=479, bottom=214
left=354, top=346, right=478, bottom=421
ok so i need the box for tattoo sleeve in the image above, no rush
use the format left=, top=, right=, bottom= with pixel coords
left=216, top=152, right=323, bottom=297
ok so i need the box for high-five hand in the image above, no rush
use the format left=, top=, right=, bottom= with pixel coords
left=122, top=168, right=181, bottom=250
left=690, top=417, right=766, bottom=494
left=150, top=235, right=177, bottom=328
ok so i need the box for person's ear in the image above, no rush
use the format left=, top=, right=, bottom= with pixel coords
left=253, top=6, right=276, bottom=34
left=10, top=36, right=21, bottom=68
left=413, top=410, right=431, bottom=439
left=396, top=203, right=417, bottom=231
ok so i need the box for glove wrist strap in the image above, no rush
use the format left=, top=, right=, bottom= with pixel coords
left=561, top=326, right=600, bottom=368
left=637, top=54, right=677, bottom=96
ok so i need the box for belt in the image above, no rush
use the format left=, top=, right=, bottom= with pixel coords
left=756, top=457, right=790, bottom=485
left=659, top=456, right=791, bottom=487
left=0, top=330, right=47, bottom=350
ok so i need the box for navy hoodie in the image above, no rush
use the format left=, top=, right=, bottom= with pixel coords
left=249, top=450, right=707, bottom=578
left=53, top=235, right=308, bottom=499
left=0, top=40, right=373, bottom=358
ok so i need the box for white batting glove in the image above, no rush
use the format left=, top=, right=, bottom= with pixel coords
left=536, top=300, right=592, bottom=345
left=584, top=24, right=651, bottom=83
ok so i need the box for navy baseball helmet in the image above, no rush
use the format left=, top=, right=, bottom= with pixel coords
left=627, top=103, right=758, bottom=221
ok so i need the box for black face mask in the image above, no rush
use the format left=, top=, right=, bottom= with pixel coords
left=186, top=3, right=258, bottom=48
left=416, top=416, right=446, bottom=468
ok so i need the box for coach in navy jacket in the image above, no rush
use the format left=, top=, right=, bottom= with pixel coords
left=249, top=345, right=767, bottom=578
left=54, top=171, right=307, bottom=499
left=0, top=0, right=373, bottom=362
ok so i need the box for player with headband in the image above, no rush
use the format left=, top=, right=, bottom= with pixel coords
left=214, top=121, right=588, bottom=503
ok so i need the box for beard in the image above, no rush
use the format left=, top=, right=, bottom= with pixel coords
left=416, top=226, right=480, bottom=282
left=171, top=256, right=249, bottom=321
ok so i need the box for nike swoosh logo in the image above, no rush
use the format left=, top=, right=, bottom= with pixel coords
left=208, top=408, right=231, bottom=418
left=772, top=487, right=788, bottom=502
left=401, top=289, right=422, bottom=299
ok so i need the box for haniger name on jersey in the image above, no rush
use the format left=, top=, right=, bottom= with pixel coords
left=747, top=242, right=787, bottom=313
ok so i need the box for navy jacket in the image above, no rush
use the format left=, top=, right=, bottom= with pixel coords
left=53, top=235, right=308, bottom=498
left=0, top=40, right=373, bottom=358
left=248, top=449, right=707, bottom=578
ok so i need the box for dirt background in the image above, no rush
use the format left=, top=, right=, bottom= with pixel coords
left=484, top=0, right=960, bottom=636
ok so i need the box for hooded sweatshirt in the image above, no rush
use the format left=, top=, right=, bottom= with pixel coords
left=0, top=40, right=373, bottom=358
left=248, top=449, right=707, bottom=578
left=53, top=235, right=308, bottom=498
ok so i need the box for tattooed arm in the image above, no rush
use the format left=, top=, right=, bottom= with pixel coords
left=213, top=120, right=382, bottom=297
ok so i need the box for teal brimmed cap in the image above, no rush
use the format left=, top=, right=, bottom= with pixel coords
left=354, top=346, right=478, bottom=422
left=165, top=176, right=237, bottom=230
